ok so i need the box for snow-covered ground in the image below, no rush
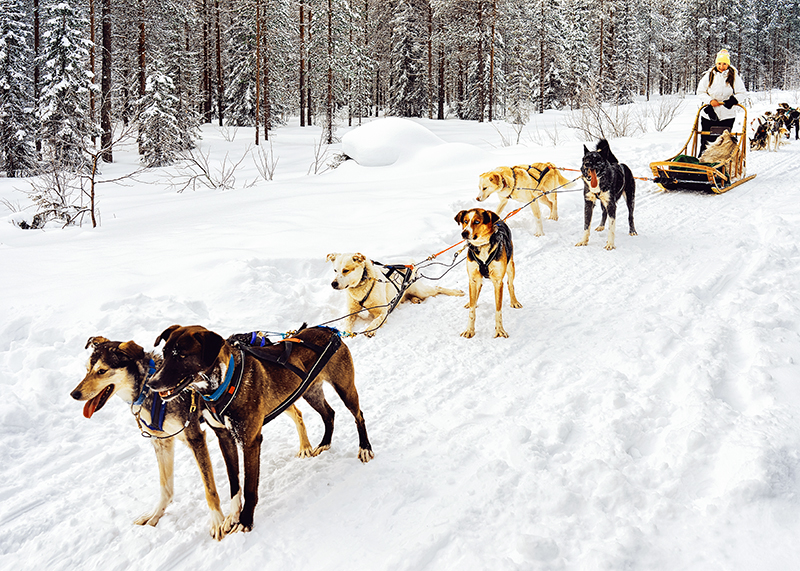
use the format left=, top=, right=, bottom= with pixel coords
left=2, top=92, right=800, bottom=570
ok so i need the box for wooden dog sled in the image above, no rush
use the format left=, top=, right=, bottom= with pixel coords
left=650, top=104, right=756, bottom=194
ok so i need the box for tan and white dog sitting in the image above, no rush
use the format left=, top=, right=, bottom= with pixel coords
left=327, top=252, right=464, bottom=337
left=476, top=162, right=569, bottom=236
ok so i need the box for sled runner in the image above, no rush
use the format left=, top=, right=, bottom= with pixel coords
left=650, top=104, right=756, bottom=194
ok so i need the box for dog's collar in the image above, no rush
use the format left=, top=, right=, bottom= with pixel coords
left=201, top=351, right=245, bottom=423
left=202, top=354, right=237, bottom=402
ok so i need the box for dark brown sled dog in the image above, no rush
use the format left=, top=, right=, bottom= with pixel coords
left=147, top=324, right=374, bottom=533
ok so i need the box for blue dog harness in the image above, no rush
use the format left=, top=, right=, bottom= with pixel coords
left=131, top=359, right=196, bottom=438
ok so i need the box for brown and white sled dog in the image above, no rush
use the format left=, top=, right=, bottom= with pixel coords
left=476, top=163, right=569, bottom=236
left=146, top=324, right=374, bottom=534
left=327, top=252, right=463, bottom=336
left=70, top=337, right=239, bottom=540
left=576, top=139, right=637, bottom=250
left=455, top=208, right=522, bottom=338
left=699, top=129, right=741, bottom=177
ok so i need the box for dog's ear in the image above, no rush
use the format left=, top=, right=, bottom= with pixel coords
left=499, top=167, right=515, bottom=189
left=117, top=341, right=145, bottom=360
left=326, top=252, right=339, bottom=263
left=583, top=145, right=590, bottom=156
left=489, top=172, right=501, bottom=186
left=352, top=253, right=366, bottom=264
left=455, top=210, right=467, bottom=224
left=85, top=336, right=110, bottom=349
left=197, top=330, right=225, bottom=368
left=482, top=209, right=501, bottom=226
left=154, top=325, right=181, bottom=347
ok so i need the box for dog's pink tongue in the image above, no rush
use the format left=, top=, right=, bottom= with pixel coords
left=589, top=170, right=598, bottom=188
left=83, top=396, right=99, bottom=419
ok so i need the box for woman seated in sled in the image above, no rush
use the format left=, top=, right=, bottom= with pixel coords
left=696, top=49, right=747, bottom=156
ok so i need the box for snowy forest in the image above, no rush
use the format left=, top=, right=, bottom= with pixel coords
left=1, top=0, right=799, bottom=177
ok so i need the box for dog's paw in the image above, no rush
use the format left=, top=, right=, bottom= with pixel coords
left=408, top=296, right=423, bottom=304
left=312, top=444, right=331, bottom=457
left=134, top=511, right=164, bottom=527
left=223, top=514, right=248, bottom=534
left=494, top=327, right=509, bottom=338
left=296, top=445, right=315, bottom=459
left=575, top=240, right=588, bottom=247
left=209, top=512, right=226, bottom=541
left=460, top=328, right=476, bottom=339
left=363, top=330, right=376, bottom=338
left=604, top=242, right=616, bottom=250
left=595, top=225, right=605, bottom=232
left=358, top=448, right=374, bottom=463
left=510, top=300, right=523, bottom=309
left=548, top=214, right=559, bottom=221
left=629, top=230, right=638, bottom=236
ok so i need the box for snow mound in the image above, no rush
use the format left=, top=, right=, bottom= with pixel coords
left=342, top=117, right=445, bottom=166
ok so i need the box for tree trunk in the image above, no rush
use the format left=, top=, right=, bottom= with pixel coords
left=488, top=0, right=496, bottom=121
left=437, top=44, right=444, bottom=120
left=476, top=0, right=484, bottom=122
left=215, top=0, right=224, bottom=126
left=299, top=0, right=305, bottom=127
left=263, top=48, right=271, bottom=140
left=427, top=2, right=433, bottom=119
left=325, top=0, right=333, bottom=144
left=202, top=0, right=212, bottom=122
left=34, top=0, right=41, bottom=152
left=138, top=3, right=145, bottom=98
left=101, top=0, right=112, bottom=162
left=306, top=10, right=313, bottom=126
left=89, top=0, right=96, bottom=143
left=138, top=0, right=145, bottom=154
left=255, top=0, right=261, bottom=144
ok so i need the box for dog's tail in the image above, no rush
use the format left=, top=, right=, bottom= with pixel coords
left=596, top=139, right=619, bottom=164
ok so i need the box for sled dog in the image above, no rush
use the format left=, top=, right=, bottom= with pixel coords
left=476, top=162, right=569, bottom=236
left=327, top=252, right=463, bottom=336
left=70, top=336, right=238, bottom=540
left=576, top=139, right=637, bottom=250
left=147, top=324, right=374, bottom=534
left=455, top=208, right=522, bottom=338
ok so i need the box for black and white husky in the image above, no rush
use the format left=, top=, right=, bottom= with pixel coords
left=575, top=139, right=637, bottom=250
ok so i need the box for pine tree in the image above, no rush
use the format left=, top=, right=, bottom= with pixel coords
left=37, top=0, right=98, bottom=169
left=387, top=0, right=425, bottom=117
left=0, top=0, right=37, bottom=176
left=139, top=64, right=183, bottom=167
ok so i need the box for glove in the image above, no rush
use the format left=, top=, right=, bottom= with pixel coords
left=723, top=96, right=738, bottom=109
left=703, top=104, right=718, bottom=121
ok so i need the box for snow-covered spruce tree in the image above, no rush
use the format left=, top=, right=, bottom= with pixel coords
left=0, top=0, right=37, bottom=177
left=225, top=0, right=292, bottom=134
left=608, top=0, right=642, bottom=104
left=344, top=0, right=376, bottom=124
left=225, top=0, right=258, bottom=128
left=37, top=0, right=98, bottom=170
left=138, top=64, right=182, bottom=167
left=157, top=2, right=201, bottom=150
left=559, top=0, right=594, bottom=109
left=387, top=0, right=426, bottom=117
left=496, top=0, right=534, bottom=121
